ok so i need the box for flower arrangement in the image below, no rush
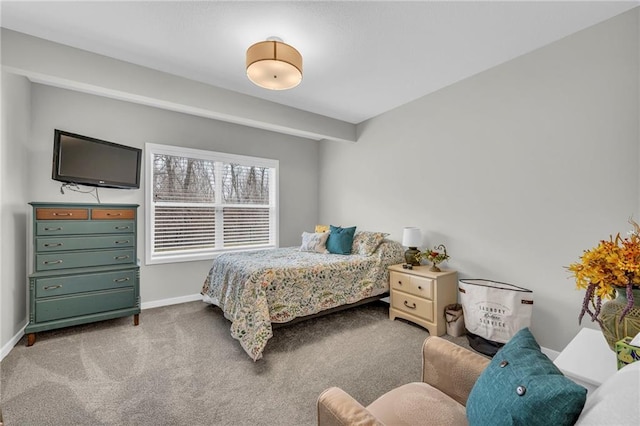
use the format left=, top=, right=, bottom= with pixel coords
left=417, top=244, right=450, bottom=272
left=567, top=219, right=640, bottom=325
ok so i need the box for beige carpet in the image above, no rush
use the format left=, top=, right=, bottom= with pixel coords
left=0, top=300, right=473, bottom=425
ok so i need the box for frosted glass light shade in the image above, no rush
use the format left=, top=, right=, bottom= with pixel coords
left=246, top=40, right=303, bottom=90
left=402, top=227, right=422, bottom=248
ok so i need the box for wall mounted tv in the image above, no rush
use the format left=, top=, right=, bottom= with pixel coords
left=52, top=130, right=142, bottom=189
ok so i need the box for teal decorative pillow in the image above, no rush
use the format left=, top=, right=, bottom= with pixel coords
left=326, top=225, right=357, bottom=255
left=466, top=327, right=587, bottom=426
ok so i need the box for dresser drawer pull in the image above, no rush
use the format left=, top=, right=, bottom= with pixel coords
left=418, top=286, right=423, bottom=290
left=115, top=226, right=131, bottom=230
left=114, top=255, right=130, bottom=260
left=397, top=280, right=403, bottom=285
left=43, top=260, right=63, bottom=265
left=113, top=277, right=130, bottom=283
left=114, top=240, right=130, bottom=244
left=106, top=212, right=122, bottom=216
left=53, top=212, right=72, bottom=217
left=404, top=300, right=417, bottom=309
left=44, top=227, right=63, bottom=231
left=43, top=284, right=63, bottom=290
left=44, top=242, right=63, bottom=247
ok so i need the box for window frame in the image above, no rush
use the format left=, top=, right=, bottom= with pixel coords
left=144, top=143, right=279, bottom=265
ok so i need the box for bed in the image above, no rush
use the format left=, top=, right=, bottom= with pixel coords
left=201, top=231, right=404, bottom=360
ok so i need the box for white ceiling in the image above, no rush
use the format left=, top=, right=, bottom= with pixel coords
left=1, top=1, right=639, bottom=124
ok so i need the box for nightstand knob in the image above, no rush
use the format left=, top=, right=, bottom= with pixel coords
left=418, top=286, right=422, bottom=290
left=397, top=281, right=403, bottom=285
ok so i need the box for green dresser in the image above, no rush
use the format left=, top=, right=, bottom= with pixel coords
left=26, top=202, right=140, bottom=345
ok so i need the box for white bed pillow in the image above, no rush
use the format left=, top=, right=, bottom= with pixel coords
left=576, top=361, right=640, bottom=425
left=300, top=231, right=330, bottom=253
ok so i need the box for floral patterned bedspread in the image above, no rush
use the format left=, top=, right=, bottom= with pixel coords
left=201, top=240, right=404, bottom=360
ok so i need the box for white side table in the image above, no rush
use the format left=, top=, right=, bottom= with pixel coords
left=553, top=327, right=617, bottom=393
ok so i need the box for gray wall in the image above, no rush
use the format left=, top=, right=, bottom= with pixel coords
left=1, top=28, right=356, bottom=143
left=0, top=83, right=318, bottom=352
left=0, top=72, right=30, bottom=351
left=29, top=84, right=319, bottom=303
left=2, top=9, right=639, bottom=355
left=318, top=10, right=639, bottom=351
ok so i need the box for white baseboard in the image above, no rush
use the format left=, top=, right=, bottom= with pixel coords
left=140, top=293, right=203, bottom=310
left=1, top=323, right=27, bottom=361
left=541, top=347, right=560, bottom=361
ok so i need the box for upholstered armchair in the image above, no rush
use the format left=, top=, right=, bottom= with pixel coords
left=319, top=329, right=640, bottom=426
left=317, top=336, right=490, bottom=426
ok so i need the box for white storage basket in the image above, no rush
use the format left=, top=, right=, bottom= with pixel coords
left=459, top=279, right=533, bottom=345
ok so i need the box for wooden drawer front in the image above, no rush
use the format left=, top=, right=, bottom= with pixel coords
left=390, top=272, right=434, bottom=299
left=36, top=235, right=134, bottom=252
left=35, top=208, right=89, bottom=220
left=35, top=270, right=136, bottom=298
left=392, top=291, right=434, bottom=321
left=36, top=221, right=135, bottom=236
left=92, top=209, right=135, bottom=220
left=36, top=249, right=135, bottom=271
left=35, top=288, right=135, bottom=323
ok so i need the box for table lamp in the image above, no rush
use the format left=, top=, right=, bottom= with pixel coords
left=402, top=227, right=422, bottom=266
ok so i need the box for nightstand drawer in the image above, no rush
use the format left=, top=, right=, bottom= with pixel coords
left=36, top=249, right=135, bottom=271
left=391, top=291, right=434, bottom=321
left=390, top=271, right=433, bottom=299
left=35, top=270, right=136, bottom=298
left=36, top=221, right=135, bottom=236
left=35, top=288, right=135, bottom=322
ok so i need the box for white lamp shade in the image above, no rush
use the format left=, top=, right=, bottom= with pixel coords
left=402, top=227, right=422, bottom=248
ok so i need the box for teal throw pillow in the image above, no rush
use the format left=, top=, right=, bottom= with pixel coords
left=326, top=225, right=357, bottom=255
left=466, top=327, right=587, bottom=426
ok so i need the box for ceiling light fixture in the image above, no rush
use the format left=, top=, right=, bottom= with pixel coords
left=246, top=37, right=302, bottom=90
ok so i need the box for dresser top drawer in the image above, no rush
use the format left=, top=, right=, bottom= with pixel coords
left=36, top=208, right=88, bottom=220
left=92, top=209, right=135, bottom=220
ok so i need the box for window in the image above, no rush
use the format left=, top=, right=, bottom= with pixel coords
left=145, top=143, right=278, bottom=264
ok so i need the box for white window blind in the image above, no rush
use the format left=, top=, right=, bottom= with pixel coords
left=145, top=143, right=278, bottom=264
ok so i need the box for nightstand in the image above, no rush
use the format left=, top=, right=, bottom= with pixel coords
left=388, top=264, right=458, bottom=336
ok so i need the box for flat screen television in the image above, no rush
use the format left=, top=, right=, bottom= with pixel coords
left=52, top=130, right=142, bottom=189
